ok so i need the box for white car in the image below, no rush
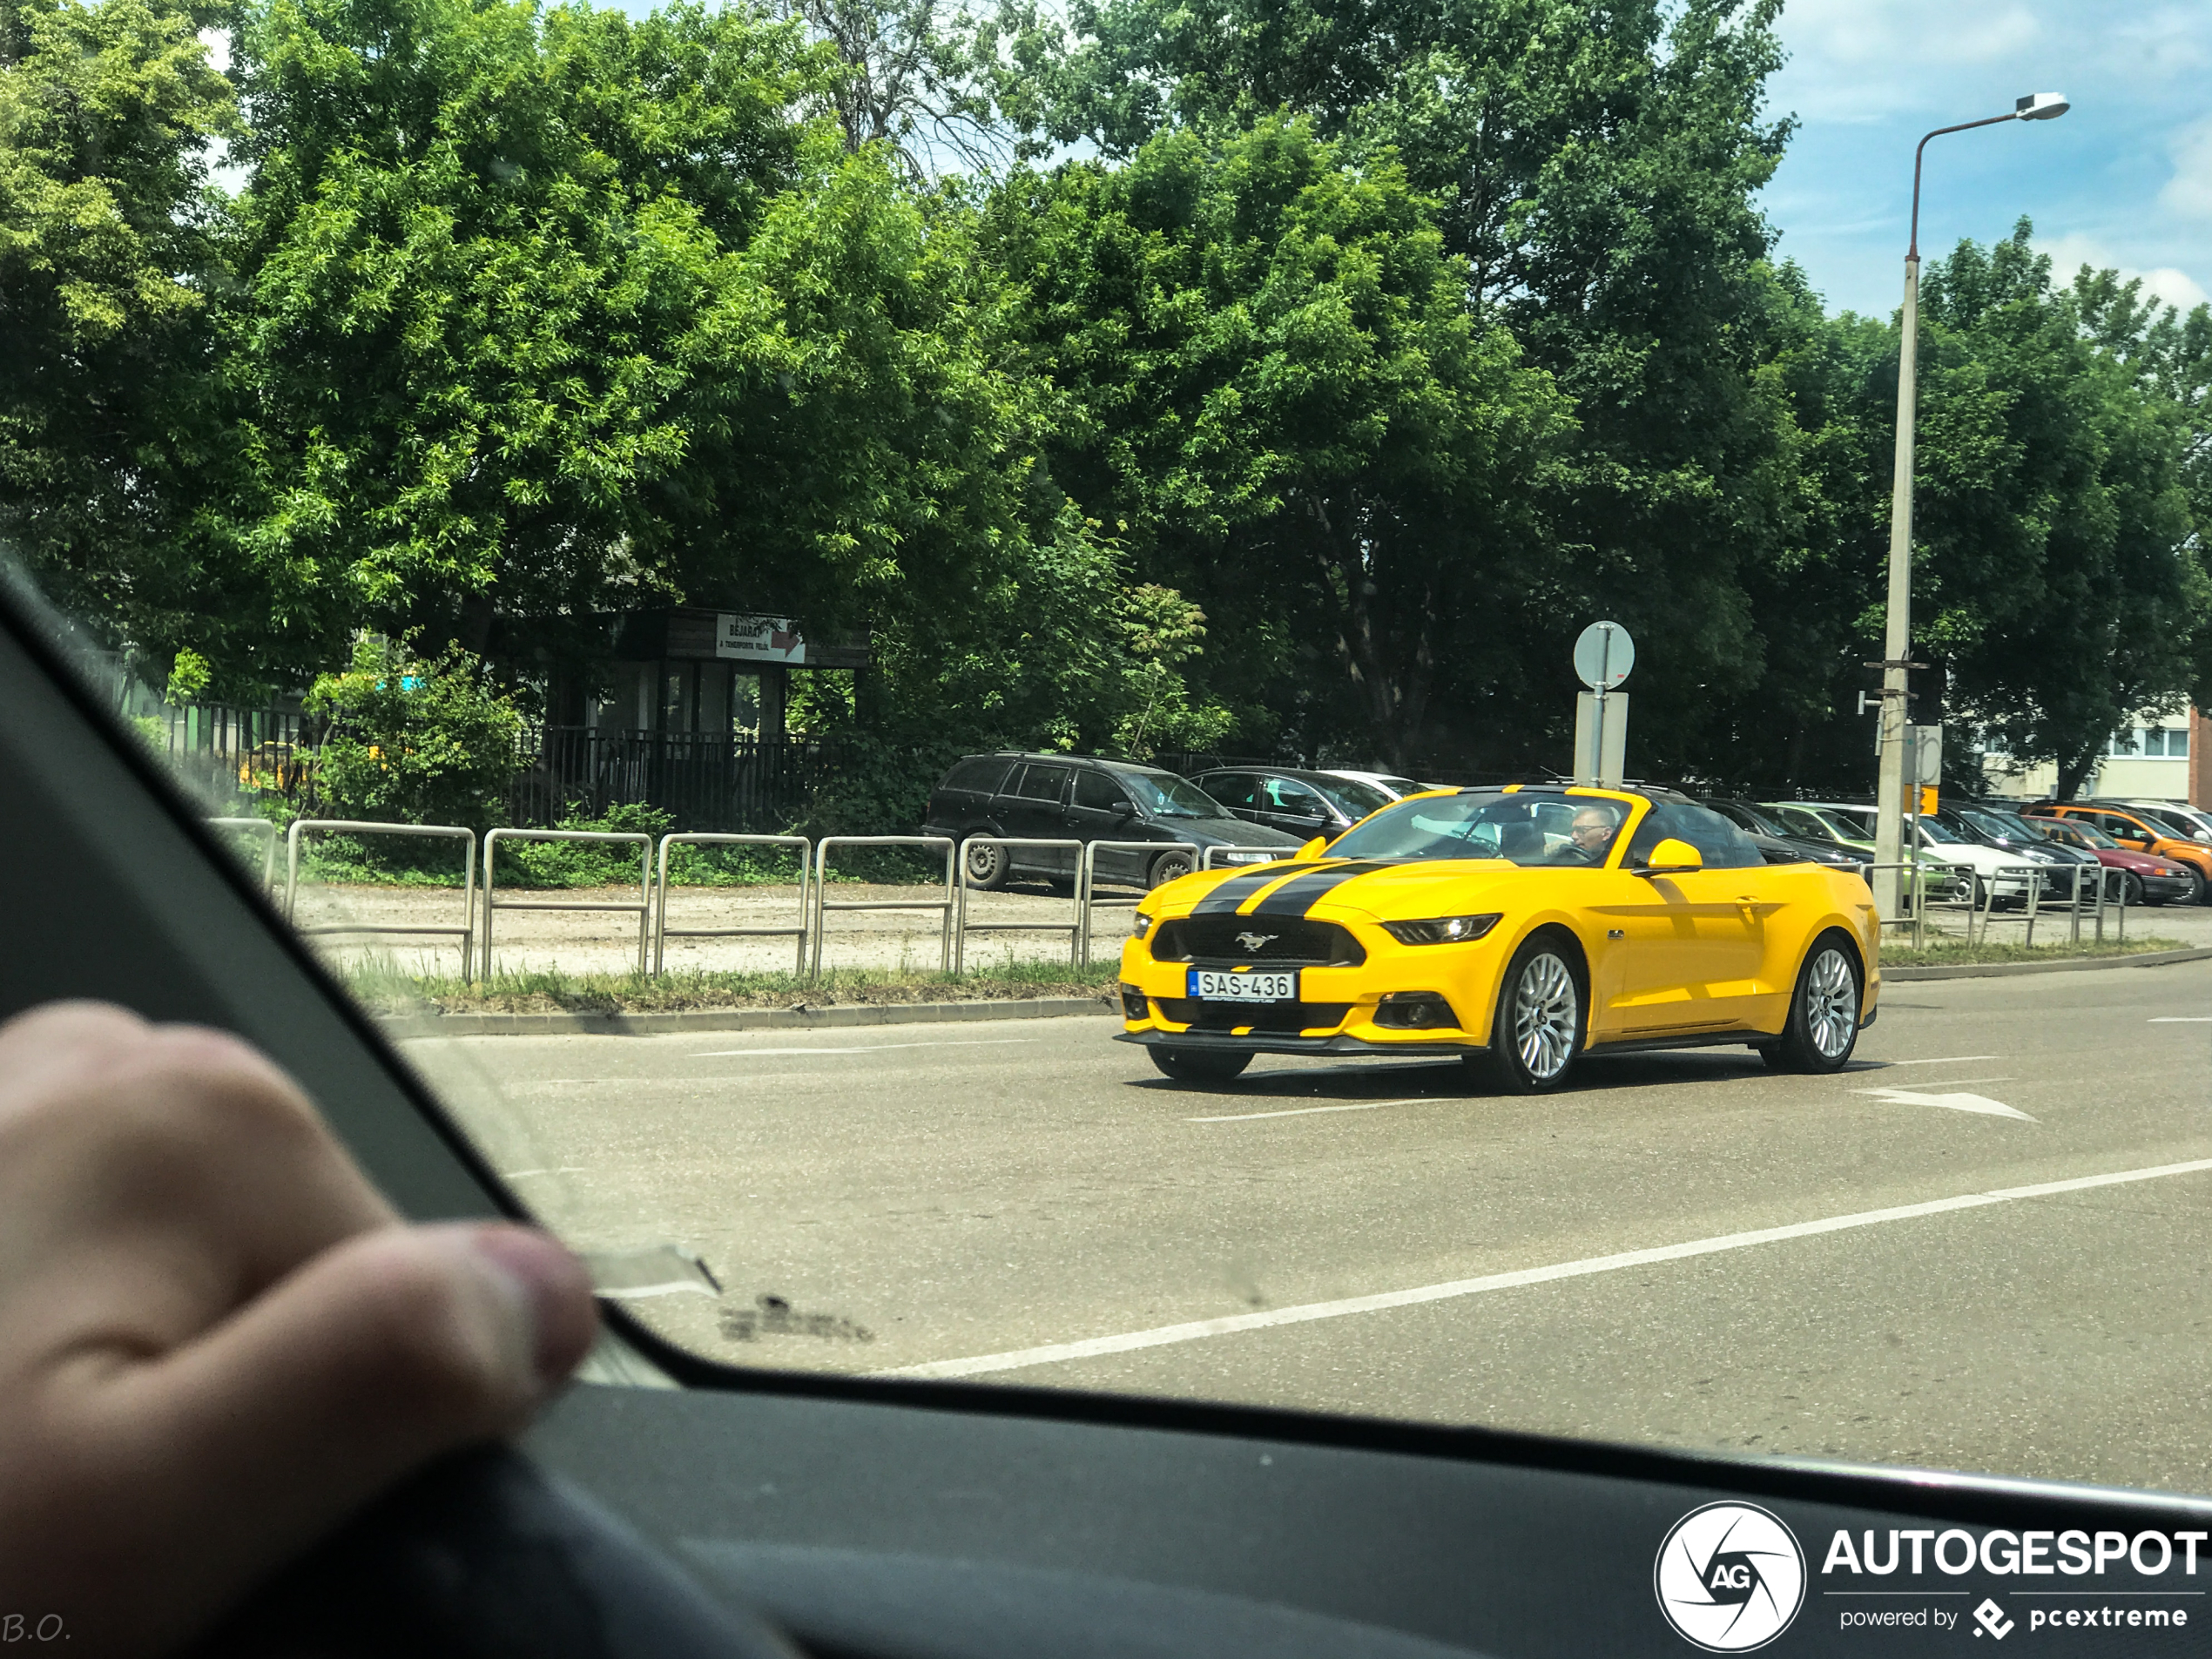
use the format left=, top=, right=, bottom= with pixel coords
left=1322, top=768, right=1430, bottom=799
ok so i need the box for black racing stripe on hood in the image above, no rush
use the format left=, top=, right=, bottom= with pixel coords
left=1190, top=867, right=1299, bottom=914
left=1244, top=861, right=1402, bottom=918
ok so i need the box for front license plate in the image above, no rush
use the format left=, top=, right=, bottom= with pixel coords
left=1187, top=968, right=1298, bottom=1001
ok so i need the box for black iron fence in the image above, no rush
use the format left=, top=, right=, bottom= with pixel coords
left=510, top=728, right=853, bottom=833
left=153, top=705, right=317, bottom=809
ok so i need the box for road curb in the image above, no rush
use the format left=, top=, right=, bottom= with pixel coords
left=378, top=994, right=1118, bottom=1037
left=1883, top=946, right=2212, bottom=981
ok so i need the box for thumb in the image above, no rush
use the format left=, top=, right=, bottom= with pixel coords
left=59, top=1223, right=597, bottom=1655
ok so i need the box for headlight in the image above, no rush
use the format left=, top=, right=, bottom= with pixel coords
left=1381, top=914, right=1502, bottom=946
left=1217, top=849, right=1279, bottom=866
left=1131, top=911, right=1154, bottom=939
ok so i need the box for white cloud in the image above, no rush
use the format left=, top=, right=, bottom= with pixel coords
left=2161, top=118, right=2212, bottom=220
left=2037, top=231, right=2210, bottom=313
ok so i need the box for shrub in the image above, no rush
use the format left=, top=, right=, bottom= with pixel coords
left=305, top=637, right=525, bottom=831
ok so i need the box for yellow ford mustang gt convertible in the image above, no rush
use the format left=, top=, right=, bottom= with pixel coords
left=1116, top=785, right=1880, bottom=1092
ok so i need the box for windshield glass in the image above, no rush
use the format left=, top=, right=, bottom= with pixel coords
left=1917, top=817, right=1963, bottom=843
left=15, top=0, right=2212, bottom=1530
left=1112, top=770, right=1223, bottom=819
left=1325, top=792, right=1630, bottom=865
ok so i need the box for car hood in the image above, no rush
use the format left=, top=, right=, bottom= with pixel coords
left=1160, top=815, right=1305, bottom=847
left=1157, top=856, right=1617, bottom=922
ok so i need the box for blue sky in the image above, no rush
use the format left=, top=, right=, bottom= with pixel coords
left=1762, top=0, right=2212, bottom=318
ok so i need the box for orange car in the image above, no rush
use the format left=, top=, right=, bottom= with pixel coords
left=2024, top=804, right=2212, bottom=905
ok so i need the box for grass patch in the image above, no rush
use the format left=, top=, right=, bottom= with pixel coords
left=349, top=957, right=1123, bottom=1015
left=1880, top=934, right=2188, bottom=968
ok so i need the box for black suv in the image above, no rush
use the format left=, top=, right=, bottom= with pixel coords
left=923, top=754, right=1302, bottom=889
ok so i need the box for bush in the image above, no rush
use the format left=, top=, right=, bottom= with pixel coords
left=304, top=637, right=525, bottom=831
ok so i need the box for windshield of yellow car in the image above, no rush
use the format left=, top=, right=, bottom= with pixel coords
left=1322, top=792, right=1630, bottom=865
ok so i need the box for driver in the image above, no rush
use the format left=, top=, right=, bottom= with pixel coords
left=1549, top=804, right=1622, bottom=865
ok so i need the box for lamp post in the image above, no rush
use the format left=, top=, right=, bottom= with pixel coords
left=1871, top=91, right=2070, bottom=923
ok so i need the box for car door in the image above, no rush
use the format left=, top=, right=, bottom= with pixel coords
left=1256, top=775, right=1338, bottom=839
left=1065, top=765, right=1143, bottom=883
left=1192, top=772, right=1263, bottom=826
left=999, top=761, right=1075, bottom=874
left=1598, top=804, right=1768, bottom=1035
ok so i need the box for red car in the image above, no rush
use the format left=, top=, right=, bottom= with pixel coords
left=2030, top=815, right=2195, bottom=905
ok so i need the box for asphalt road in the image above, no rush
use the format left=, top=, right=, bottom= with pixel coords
left=431, top=959, right=2212, bottom=1494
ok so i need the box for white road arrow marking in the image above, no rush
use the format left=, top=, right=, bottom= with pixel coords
left=1852, top=1085, right=2035, bottom=1121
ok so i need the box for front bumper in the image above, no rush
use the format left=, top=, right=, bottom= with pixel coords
left=2139, top=873, right=2195, bottom=901
left=1114, top=1028, right=1486, bottom=1060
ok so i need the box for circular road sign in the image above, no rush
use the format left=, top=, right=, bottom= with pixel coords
left=1574, top=620, right=1635, bottom=691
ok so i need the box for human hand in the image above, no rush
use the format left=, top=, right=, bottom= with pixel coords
left=0, top=1001, right=597, bottom=1656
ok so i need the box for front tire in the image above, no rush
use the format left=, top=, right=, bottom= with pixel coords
left=2120, top=872, right=2146, bottom=907
left=1478, top=934, right=1585, bottom=1094
left=2188, top=865, right=2211, bottom=906
left=1764, top=932, right=1862, bottom=1074
left=962, top=837, right=1009, bottom=891
left=1148, top=1047, right=1251, bottom=1084
left=1148, top=849, right=1196, bottom=889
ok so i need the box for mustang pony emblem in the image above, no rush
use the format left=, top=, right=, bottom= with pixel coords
left=1235, top=932, right=1278, bottom=952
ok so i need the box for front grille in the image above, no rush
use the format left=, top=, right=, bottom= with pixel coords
left=1150, top=916, right=1365, bottom=967
left=1157, top=999, right=1353, bottom=1033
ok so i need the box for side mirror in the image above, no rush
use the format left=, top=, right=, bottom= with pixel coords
left=1636, top=837, right=1703, bottom=876
left=1298, top=836, right=1329, bottom=860
left=1106, top=798, right=1133, bottom=818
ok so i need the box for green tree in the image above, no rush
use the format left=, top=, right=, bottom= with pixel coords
left=988, top=118, right=1569, bottom=769
left=1036, top=0, right=1799, bottom=776
left=0, top=0, right=235, bottom=637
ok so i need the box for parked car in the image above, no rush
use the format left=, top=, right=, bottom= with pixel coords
left=2028, top=815, right=2195, bottom=906
left=1187, top=766, right=1398, bottom=839
left=1940, top=804, right=2100, bottom=896
left=1320, top=767, right=1429, bottom=800
left=2023, top=802, right=2212, bottom=904
left=1703, top=798, right=1870, bottom=873
left=2088, top=798, right=2212, bottom=844
left=1754, top=799, right=1959, bottom=900
left=922, top=753, right=1302, bottom=891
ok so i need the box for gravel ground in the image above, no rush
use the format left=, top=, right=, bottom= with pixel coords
left=287, top=877, right=1142, bottom=978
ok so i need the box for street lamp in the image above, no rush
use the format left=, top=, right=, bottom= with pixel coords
left=1871, top=91, right=2070, bottom=924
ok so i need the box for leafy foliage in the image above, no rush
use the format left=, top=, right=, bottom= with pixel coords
left=304, top=634, right=526, bottom=827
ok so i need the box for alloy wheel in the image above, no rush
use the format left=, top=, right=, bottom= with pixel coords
left=1804, top=947, right=1858, bottom=1060
left=1514, top=952, right=1579, bottom=1082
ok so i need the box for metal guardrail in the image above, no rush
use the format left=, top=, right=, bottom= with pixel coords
left=654, top=833, right=811, bottom=975
left=482, top=828, right=651, bottom=978
left=1200, top=845, right=1297, bottom=871
left=954, top=838, right=1082, bottom=972
left=208, top=816, right=280, bottom=894
left=285, top=819, right=477, bottom=979
left=1076, top=840, right=1200, bottom=967
left=812, top=836, right=955, bottom=977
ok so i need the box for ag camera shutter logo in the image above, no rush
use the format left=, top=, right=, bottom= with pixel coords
left=1655, top=1502, right=1806, bottom=1651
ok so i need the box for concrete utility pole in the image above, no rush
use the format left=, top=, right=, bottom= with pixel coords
left=1872, top=92, right=2069, bottom=921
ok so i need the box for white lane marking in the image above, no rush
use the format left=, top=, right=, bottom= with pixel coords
left=500, top=1166, right=588, bottom=1178
left=691, top=1039, right=1040, bottom=1057
left=1863, top=1055, right=2000, bottom=1065
left=873, top=1156, right=2212, bottom=1380
left=1851, top=1086, right=2033, bottom=1122
left=2148, top=1018, right=2212, bottom=1023
left=1186, top=1097, right=1433, bottom=1123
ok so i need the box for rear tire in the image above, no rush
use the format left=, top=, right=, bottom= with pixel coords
left=1766, top=931, right=1862, bottom=1074
left=962, top=838, right=1009, bottom=891
left=1478, top=933, right=1585, bottom=1095
left=1148, top=1047, right=1251, bottom=1084
left=1149, top=849, right=1196, bottom=889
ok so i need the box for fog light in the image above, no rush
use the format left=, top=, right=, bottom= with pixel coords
left=1374, top=992, right=1456, bottom=1029
left=1120, top=983, right=1149, bottom=1020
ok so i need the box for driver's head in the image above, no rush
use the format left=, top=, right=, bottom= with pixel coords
left=1569, top=806, right=1618, bottom=852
